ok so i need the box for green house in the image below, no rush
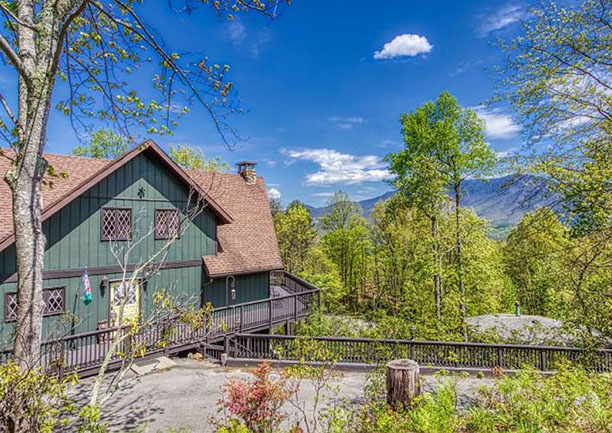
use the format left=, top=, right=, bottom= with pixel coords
left=0, top=141, right=286, bottom=346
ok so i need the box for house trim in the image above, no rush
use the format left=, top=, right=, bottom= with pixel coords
left=203, top=263, right=284, bottom=279
left=0, top=259, right=203, bottom=284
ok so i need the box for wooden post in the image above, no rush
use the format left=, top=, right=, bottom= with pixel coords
left=224, top=335, right=230, bottom=357
left=386, top=359, right=421, bottom=408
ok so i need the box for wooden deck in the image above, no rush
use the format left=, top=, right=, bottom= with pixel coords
left=1, top=272, right=321, bottom=377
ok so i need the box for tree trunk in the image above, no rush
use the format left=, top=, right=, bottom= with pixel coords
left=453, top=185, right=467, bottom=341
left=431, top=215, right=442, bottom=320
left=10, top=4, right=57, bottom=366
left=11, top=105, right=51, bottom=369
left=386, top=359, right=421, bottom=408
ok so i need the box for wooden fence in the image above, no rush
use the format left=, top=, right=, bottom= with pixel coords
left=0, top=272, right=320, bottom=376
left=226, top=334, right=612, bottom=373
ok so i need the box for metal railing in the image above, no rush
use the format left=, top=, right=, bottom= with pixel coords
left=225, top=334, right=612, bottom=373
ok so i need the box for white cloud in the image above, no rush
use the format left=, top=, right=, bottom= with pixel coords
left=225, top=21, right=270, bottom=58
left=264, top=158, right=277, bottom=168
left=495, top=149, right=514, bottom=158
left=556, top=115, right=592, bottom=130
left=328, top=116, right=365, bottom=130
left=478, top=4, right=525, bottom=36
left=227, top=21, right=246, bottom=44
left=250, top=29, right=271, bottom=58
left=373, top=34, right=433, bottom=60
left=473, top=106, right=521, bottom=139
left=378, top=139, right=399, bottom=148
left=282, top=148, right=392, bottom=186
left=268, top=187, right=281, bottom=201
left=311, top=191, right=336, bottom=198
left=449, top=60, right=484, bottom=77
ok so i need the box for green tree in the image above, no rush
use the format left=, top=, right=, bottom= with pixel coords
left=370, top=198, right=423, bottom=313
left=169, top=144, right=231, bottom=173
left=273, top=202, right=317, bottom=274
left=504, top=208, right=569, bottom=316
left=387, top=91, right=496, bottom=337
left=499, top=0, right=612, bottom=233
left=321, top=191, right=362, bottom=232
left=498, top=0, right=612, bottom=342
left=72, top=129, right=129, bottom=159
left=320, top=191, right=370, bottom=312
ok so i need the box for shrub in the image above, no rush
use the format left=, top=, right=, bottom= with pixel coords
left=215, top=362, right=296, bottom=433
left=0, top=361, right=78, bottom=433
left=354, top=365, right=612, bottom=433
left=463, top=366, right=612, bottom=432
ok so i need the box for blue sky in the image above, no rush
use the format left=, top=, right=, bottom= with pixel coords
left=43, top=0, right=530, bottom=207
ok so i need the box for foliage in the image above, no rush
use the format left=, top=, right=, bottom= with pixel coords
left=169, top=144, right=231, bottom=173
left=350, top=366, right=612, bottom=433
left=212, top=362, right=612, bottom=433
left=464, top=366, right=612, bottom=432
left=273, top=202, right=318, bottom=274
left=504, top=208, right=570, bottom=316
left=498, top=0, right=612, bottom=234
left=72, top=129, right=130, bottom=159
left=214, top=359, right=355, bottom=433
left=0, top=362, right=78, bottom=433
left=297, top=312, right=368, bottom=339
left=214, top=362, right=295, bottom=433
left=0, top=361, right=110, bottom=433
left=320, top=191, right=371, bottom=312
left=387, top=91, right=497, bottom=333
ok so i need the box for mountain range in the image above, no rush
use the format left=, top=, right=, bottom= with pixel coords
left=305, top=175, right=554, bottom=237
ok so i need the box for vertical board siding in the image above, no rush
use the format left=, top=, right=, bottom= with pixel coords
left=35, top=152, right=218, bottom=271
left=203, top=272, right=270, bottom=308
left=0, top=265, right=204, bottom=343
left=0, top=152, right=218, bottom=344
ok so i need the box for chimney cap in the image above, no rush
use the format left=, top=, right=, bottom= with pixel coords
left=236, top=161, right=257, bottom=166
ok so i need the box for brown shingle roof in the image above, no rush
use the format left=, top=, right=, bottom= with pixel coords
left=0, top=144, right=283, bottom=277
left=188, top=170, right=283, bottom=277
left=0, top=151, right=112, bottom=242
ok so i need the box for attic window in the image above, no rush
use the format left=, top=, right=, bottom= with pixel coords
left=4, top=287, right=65, bottom=322
left=155, top=209, right=181, bottom=239
left=101, top=208, right=132, bottom=241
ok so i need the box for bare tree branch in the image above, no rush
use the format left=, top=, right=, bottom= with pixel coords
left=0, top=33, right=26, bottom=77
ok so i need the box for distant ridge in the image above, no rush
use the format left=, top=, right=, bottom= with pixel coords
left=305, top=175, right=554, bottom=235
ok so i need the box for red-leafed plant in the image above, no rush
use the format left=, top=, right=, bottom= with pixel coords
left=218, top=362, right=298, bottom=433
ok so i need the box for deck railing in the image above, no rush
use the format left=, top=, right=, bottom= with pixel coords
left=226, top=334, right=612, bottom=373
left=0, top=272, right=320, bottom=376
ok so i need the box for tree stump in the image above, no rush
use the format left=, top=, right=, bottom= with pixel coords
left=386, top=359, right=421, bottom=408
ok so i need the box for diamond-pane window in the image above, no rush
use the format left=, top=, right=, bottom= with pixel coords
left=101, top=208, right=132, bottom=241
left=4, top=293, right=17, bottom=321
left=111, top=282, right=138, bottom=307
left=4, top=287, right=65, bottom=322
left=155, top=209, right=181, bottom=239
left=43, top=287, right=64, bottom=316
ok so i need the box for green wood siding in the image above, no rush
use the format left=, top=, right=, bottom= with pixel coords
left=203, top=272, right=270, bottom=308
left=0, top=152, right=222, bottom=343
left=0, top=267, right=204, bottom=345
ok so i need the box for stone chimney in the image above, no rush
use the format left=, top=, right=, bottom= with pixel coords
left=237, top=161, right=257, bottom=185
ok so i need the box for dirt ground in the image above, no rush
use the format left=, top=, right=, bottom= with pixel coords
left=69, top=357, right=495, bottom=433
